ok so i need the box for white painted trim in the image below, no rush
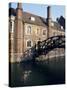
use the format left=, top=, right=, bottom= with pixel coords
left=26, top=39, right=33, bottom=49
left=25, top=25, right=32, bottom=35
left=42, top=29, right=47, bottom=36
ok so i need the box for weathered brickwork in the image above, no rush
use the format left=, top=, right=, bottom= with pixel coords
left=9, top=3, right=65, bottom=63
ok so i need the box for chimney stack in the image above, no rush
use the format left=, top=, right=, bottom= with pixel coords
left=14, top=3, right=24, bottom=62
left=47, top=6, right=51, bottom=26
left=9, top=3, right=11, bottom=8
left=17, top=3, right=22, bottom=9
left=16, top=3, right=23, bottom=18
left=47, top=6, right=51, bottom=38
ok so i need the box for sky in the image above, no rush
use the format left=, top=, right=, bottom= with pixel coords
left=11, top=3, right=65, bottom=21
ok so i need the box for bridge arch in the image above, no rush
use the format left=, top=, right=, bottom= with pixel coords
left=21, top=35, right=65, bottom=61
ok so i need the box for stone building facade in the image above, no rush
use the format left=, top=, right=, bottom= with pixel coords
left=9, top=3, right=65, bottom=63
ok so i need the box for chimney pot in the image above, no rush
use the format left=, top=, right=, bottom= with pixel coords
left=17, top=3, right=22, bottom=9
left=47, top=6, right=51, bottom=19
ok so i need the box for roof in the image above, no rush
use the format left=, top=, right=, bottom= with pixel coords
left=22, top=12, right=47, bottom=27
left=51, top=21, right=64, bottom=31
left=9, top=8, right=16, bottom=16
left=9, top=8, right=64, bottom=31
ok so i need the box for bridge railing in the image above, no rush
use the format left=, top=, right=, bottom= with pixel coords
left=21, top=35, right=65, bottom=61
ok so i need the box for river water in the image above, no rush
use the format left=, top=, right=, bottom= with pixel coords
left=9, top=56, right=65, bottom=87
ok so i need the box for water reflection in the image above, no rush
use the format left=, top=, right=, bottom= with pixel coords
left=10, top=56, right=65, bottom=87
left=23, top=70, right=32, bottom=80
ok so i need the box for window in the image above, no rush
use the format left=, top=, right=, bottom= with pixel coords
left=53, top=32, right=56, bottom=36
left=27, top=26, right=31, bottom=34
left=10, top=21, right=12, bottom=31
left=26, top=40, right=32, bottom=48
left=53, top=32, right=55, bottom=36
left=9, top=20, right=14, bottom=32
left=9, top=16, right=15, bottom=32
left=51, top=22, right=54, bottom=26
left=36, top=28, right=39, bottom=34
left=30, top=17, right=35, bottom=21
left=43, top=30, right=46, bottom=35
left=61, top=26, right=63, bottom=30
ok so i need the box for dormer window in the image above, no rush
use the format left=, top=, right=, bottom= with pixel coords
left=30, top=17, right=35, bottom=21
left=61, top=26, right=63, bottom=30
left=51, top=22, right=54, bottom=26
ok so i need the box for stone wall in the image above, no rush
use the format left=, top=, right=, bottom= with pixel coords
left=35, top=48, right=65, bottom=61
left=9, top=18, right=65, bottom=63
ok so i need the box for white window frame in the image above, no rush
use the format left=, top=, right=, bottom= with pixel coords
left=61, top=26, right=63, bottom=30
left=26, top=25, right=32, bottom=35
left=10, top=21, right=14, bottom=32
left=42, top=29, right=46, bottom=36
left=9, top=15, right=15, bottom=33
left=26, top=40, right=33, bottom=48
left=30, top=16, right=35, bottom=21
left=36, top=28, right=40, bottom=35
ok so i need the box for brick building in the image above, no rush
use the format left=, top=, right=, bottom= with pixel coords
left=9, top=3, right=65, bottom=63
